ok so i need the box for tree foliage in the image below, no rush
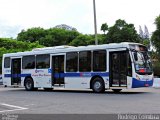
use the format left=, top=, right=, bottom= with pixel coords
left=106, top=19, right=140, bottom=43
left=17, top=27, right=80, bottom=47
left=101, top=23, right=108, bottom=34
left=17, top=27, right=46, bottom=43
left=0, top=38, right=42, bottom=51
left=150, top=15, right=160, bottom=76
left=151, top=15, right=160, bottom=55
left=0, top=38, right=43, bottom=73
left=69, top=34, right=94, bottom=46
left=17, top=21, right=142, bottom=47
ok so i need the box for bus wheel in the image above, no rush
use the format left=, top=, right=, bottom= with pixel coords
left=112, top=89, right=122, bottom=93
left=25, top=78, right=34, bottom=91
left=92, top=78, right=105, bottom=93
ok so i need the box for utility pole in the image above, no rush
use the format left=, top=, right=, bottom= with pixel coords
left=93, top=0, right=98, bottom=45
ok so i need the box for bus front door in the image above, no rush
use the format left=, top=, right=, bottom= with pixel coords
left=109, top=51, right=127, bottom=87
left=11, top=58, right=21, bottom=85
left=52, top=55, right=65, bottom=87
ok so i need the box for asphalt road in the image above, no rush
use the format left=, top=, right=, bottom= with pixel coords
left=0, top=86, right=160, bottom=114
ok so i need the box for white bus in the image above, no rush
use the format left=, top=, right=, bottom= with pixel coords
left=2, top=42, right=153, bottom=93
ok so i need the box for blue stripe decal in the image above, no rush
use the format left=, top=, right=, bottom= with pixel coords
left=4, top=74, right=11, bottom=77
left=4, top=72, right=109, bottom=78
left=132, top=78, right=153, bottom=88
left=20, top=74, right=31, bottom=77
left=65, top=72, right=109, bottom=77
left=54, top=72, right=109, bottom=78
left=65, top=73, right=80, bottom=77
left=91, top=72, right=109, bottom=77
left=4, top=74, right=31, bottom=78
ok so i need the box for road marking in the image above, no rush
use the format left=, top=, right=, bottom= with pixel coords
left=24, top=104, right=35, bottom=107
left=0, top=103, right=28, bottom=113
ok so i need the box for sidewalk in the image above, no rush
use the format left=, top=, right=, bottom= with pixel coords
left=153, top=78, right=160, bottom=88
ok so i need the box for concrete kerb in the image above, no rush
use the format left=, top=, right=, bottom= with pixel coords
left=153, top=78, right=160, bottom=88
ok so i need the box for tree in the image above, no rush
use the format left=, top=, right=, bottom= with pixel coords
left=106, top=19, right=140, bottom=43
left=69, top=34, right=94, bottom=46
left=139, top=25, right=150, bottom=49
left=150, top=15, right=160, bottom=76
left=0, top=47, right=8, bottom=73
left=101, top=23, right=108, bottom=34
left=151, top=15, right=160, bottom=55
left=17, top=27, right=45, bottom=42
left=0, top=38, right=43, bottom=73
left=0, top=38, right=42, bottom=51
left=17, top=27, right=80, bottom=47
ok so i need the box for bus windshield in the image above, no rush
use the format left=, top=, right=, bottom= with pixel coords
left=130, top=45, right=153, bottom=75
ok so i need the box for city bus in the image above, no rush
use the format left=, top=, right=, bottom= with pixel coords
left=2, top=42, right=153, bottom=93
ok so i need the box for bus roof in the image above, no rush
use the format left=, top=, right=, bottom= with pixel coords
left=3, top=42, right=144, bottom=57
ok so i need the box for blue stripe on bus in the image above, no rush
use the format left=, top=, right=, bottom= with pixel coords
left=4, top=74, right=31, bottom=78
left=132, top=78, right=153, bottom=88
left=4, top=74, right=11, bottom=77
left=4, top=72, right=109, bottom=78
left=20, top=74, right=31, bottom=77
left=65, top=72, right=109, bottom=77
left=54, top=72, right=109, bottom=78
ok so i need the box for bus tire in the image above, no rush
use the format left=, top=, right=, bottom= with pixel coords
left=91, top=77, right=105, bottom=93
left=24, top=78, right=34, bottom=91
left=112, top=89, right=122, bottom=93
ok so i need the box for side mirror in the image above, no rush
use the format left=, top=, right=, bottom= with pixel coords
left=134, top=52, right=138, bottom=61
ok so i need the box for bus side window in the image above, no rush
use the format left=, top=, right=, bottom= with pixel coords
left=93, top=50, right=106, bottom=72
left=22, top=55, right=35, bottom=69
left=36, top=54, right=50, bottom=69
left=66, top=52, right=78, bottom=72
left=79, top=51, right=91, bottom=72
left=4, top=57, right=11, bottom=68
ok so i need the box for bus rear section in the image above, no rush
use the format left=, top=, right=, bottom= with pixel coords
left=2, top=57, right=22, bottom=86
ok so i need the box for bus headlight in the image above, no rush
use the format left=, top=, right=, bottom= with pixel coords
left=136, top=75, right=140, bottom=80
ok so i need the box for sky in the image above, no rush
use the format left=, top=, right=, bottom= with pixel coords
left=0, top=0, right=160, bottom=38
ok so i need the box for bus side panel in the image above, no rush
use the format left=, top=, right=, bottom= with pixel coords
left=65, top=77, right=90, bottom=89
left=35, top=69, right=52, bottom=88
left=3, top=68, right=11, bottom=86
left=2, top=56, right=11, bottom=86
left=65, top=76, right=109, bottom=89
left=22, top=69, right=52, bottom=88
left=21, top=69, right=33, bottom=87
